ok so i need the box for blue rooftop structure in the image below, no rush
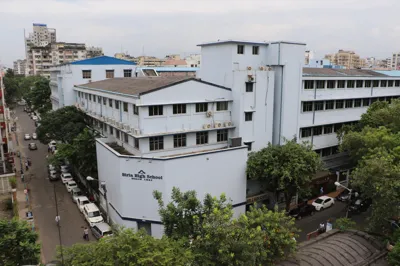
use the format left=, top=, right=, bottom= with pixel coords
left=138, top=67, right=199, bottom=72
left=70, top=56, right=136, bottom=66
left=373, top=70, right=400, bottom=77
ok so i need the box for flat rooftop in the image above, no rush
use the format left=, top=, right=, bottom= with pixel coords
left=303, top=68, right=391, bottom=77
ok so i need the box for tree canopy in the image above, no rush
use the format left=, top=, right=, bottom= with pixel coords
left=0, top=218, right=41, bottom=266
left=25, top=78, right=52, bottom=114
left=36, top=106, right=88, bottom=144
left=246, top=138, right=323, bottom=210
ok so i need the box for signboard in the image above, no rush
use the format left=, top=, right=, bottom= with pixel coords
left=122, top=170, right=163, bottom=182
left=326, top=222, right=333, bottom=232
left=246, top=193, right=269, bottom=204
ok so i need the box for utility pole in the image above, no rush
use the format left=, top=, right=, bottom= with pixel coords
left=53, top=183, right=64, bottom=265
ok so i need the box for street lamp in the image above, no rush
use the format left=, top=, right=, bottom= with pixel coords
left=86, top=176, right=110, bottom=224
left=334, top=182, right=352, bottom=218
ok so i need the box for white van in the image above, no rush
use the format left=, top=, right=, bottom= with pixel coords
left=83, top=203, right=104, bottom=227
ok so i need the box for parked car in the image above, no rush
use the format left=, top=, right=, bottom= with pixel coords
left=349, top=198, right=372, bottom=214
left=91, top=222, right=113, bottom=240
left=24, top=134, right=31, bottom=140
left=35, top=121, right=40, bottom=127
left=28, top=143, right=37, bottom=150
left=288, top=204, right=316, bottom=220
left=49, top=170, right=59, bottom=181
left=65, top=181, right=78, bottom=192
left=76, top=196, right=91, bottom=213
left=60, top=165, right=70, bottom=173
left=32, top=133, right=37, bottom=140
left=71, top=187, right=83, bottom=202
left=48, top=164, right=56, bottom=172
left=312, top=196, right=335, bottom=211
left=337, top=189, right=359, bottom=202
left=60, top=173, right=73, bottom=184
left=32, top=116, right=38, bottom=121
left=83, top=203, right=104, bottom=227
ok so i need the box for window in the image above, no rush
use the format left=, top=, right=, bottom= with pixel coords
left=245, top=112, right=253, bottom=121
left=324, top=125, right=333, bottom=134
left=93, top=96, right=96, bottom=102
left=378, top=97, right=385, bottom=102
left=115, top=101, right=119, bottom=109
left=124, top=133, right=129, bottom=143
left=314, top=101, right=324, bottom=111
left=237, top=45, right=244, bottom=54
left=335, top=100, right=344, bottom=109
left=196, top=132, right=208, bottom=145
left=337, top=80, right=345, bottom=88
left=354, top=99, right=362, bottom=107
left=133, top=104, right=139, bottom=115
left=302, top=102, right=313, bottom=112
left=313, top=126, right=322, bottom=136
left=301, top=128, right=312, bottom=138
left=109, top=126, right=113, bottom=135
left=371, top=98, right=378, bottom=104
left=327, top=80, right=335, bottom=89
left=356, top=80, right=363, bottom=88
left=334, top=123, right=343, bottom=132
left=217, top=129, right=228, bottom=142
left=388, top=80, right=394, bottom=87
left=106, top=70, right=114, bottom=78
left=123, top=102, right=128, bottom=112
left=365, top=80, right=372, bottom=87
left=134, top=138, right=139, bottom=149
left=103, top=97, right=107, bottom=105
left=244, top=142, right=252, bottom=151
left=345, top=99, right=353, bottom=108
left=173, top=134, right=186, bottom=148
left=216, top=102, right=228, bottom=111
left=173, top=104, right=186, bottom=114
left=252, top=46, right=259, bottom=55
left=325, top=100, right=334, bottom=110
left=373, top=80, right=379, bottom=87
left=84, top=93, right=88, bottom=99
left=196, top=103, right=208, bottom=112
left=316, top=80, right=325, bottom=89
left=322, top=147, right=332, bottom=157
left=347, top=80, right=355, bottom=88
left=363, top=98, right=370, bottom=106
left=89, top=94, right=92, bottom=101
left=98, top=96, right=101, bottom=102
left=82, top=70, right=91, bottom=79
left=109, top=99, right=113, bottom=107
left=116, top=130, right=120, bottom=139
left=395, top=80, right=400, bottom=87
left=245, top=82, right=254, bottom=92
left=381, top=80, right=387, bottom=87
left=149, top=136, right=164, bottom=151
left=149, top=105, right=163, bottom=116
left=304, top=80, right=314, bottom=89
left=124, top=69, right=132, bottom=77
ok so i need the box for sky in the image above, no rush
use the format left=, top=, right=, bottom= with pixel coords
left=0, top=0, right=399, bottom=67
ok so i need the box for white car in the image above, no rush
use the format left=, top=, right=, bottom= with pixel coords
left=312, top=196, right=335, bottom=211
left=48, top=140, right=57, bottom=149
left=24, top=134, right=31, bottom=140
left=48, top=164, right=56, bottom=171
left=32, top=133, right=37, bottom=140
left=60, top=173, right=73, bottom=184
left=48, top=170, right=59, bottom=181
left=60, top=165, right=70, bottom=173
left=71, top=187, right=83, bottom=202
left=65, top=181, right=77, bottom=192
left=76, top=196, right=91, bottom=213
left=32, top=116, right=38, bottom=121
left=83, top=203, right=104, bottom=227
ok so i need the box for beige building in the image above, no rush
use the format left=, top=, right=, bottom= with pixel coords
left=324, top=50, right=362, bottom=69
left=13, top=59, right=27, bottom=76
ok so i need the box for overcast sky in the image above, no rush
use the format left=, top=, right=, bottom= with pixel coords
left=0, top=0, right=399, bottom=67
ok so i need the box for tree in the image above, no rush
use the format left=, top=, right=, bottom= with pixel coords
left=389, top=241, right=400, bottom=266
left=36, top=106, right=88, bottom=144
left=3, top=69, right=19, bottom=104
left=26, top=78, right=52, bottom=114
left=154, top=187, right=298, bottom=265
left=0, top=218, right=41, bottom=266
left=246, top=138, right=323, bottom=210
left=334, top=217, right=356, bottom=231
left=59, top=228, right=193, bottom=266
left=358, top=99, right=400, bottom=132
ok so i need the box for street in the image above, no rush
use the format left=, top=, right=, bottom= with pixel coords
left=15, top=106, right=94, bottom=263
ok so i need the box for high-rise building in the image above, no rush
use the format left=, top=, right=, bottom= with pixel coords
left=324, top=50, right=362, bottom=69
left=305, top=50, right=315, bottom=65
left=13, top=59, right=27, bottom=76
left=27, top=23, right=56, bottom=47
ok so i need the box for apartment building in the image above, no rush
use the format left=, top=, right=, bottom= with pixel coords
left=27, top=23, right=56, bottom=47
left=13, top=59, right=27, bottom=76
left=87, top=46, right=104, bottom=58
left=185, top=54, right=201, bottom=67
left=305, top=50, right=315, bottom=65
left=49, top=56, right=136, bottom=110
left=324, top=50, right=362, bottom=69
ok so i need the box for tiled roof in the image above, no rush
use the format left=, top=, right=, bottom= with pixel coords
left=278, top=230, right=387, bottom=266
left=70, top=56, right=136, bottom=65
left=75, top=77, right=230, bottom=96
left=303, top=68, right=389, bottom=77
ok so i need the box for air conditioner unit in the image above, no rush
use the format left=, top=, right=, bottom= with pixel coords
left=124, top=124, right=130, bottom=131
left=111, top=119, right=116, bottom=125
left=248, top=75, right=255, bottom=82
left=134, top=129, right=141, bottom=135
left=259, top=66, right=265, bottom=71
left=224, top=121, right=233, bottom=127
left=266, top=66, right=273, bottom=71
left=101, top=117, right=106, bottom=122
left=247, top=66, right=252, bottom=70
left=206, top=111, right=213, bottom=117
left=203, top=124, right=211, bottom=129
left=214, top=122, right=222, bottom=128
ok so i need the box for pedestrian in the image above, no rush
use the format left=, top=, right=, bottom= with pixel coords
left=25, top=162, right=29, bottom=171
left=320, top=186, right=324, bottom=195
left=83, top=227, right=89, bottom=241
left=55, top=215, right=60, bottom=226
left=318, top=222, right=325, bottom=234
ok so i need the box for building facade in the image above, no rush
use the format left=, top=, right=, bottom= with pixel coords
left=13, top=59, right=27, bottom=76
left=324, top=50, right=362, bottom=69
left=49, top=56, right=136, bottom=110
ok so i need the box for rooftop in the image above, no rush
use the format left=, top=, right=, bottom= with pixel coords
left=303, top=68, right=390, bottom=77
left=164, top=59, right=187, bottom=66
left=75, top=77, right=230, bottom=96
left=138, top=67, right=199, bottom=72
left=197, top=39, right=306, bottom=47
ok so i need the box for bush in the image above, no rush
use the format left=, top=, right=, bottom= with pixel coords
left=3, top=198, right=12, bottom=210
left=389, top=241, right=400, bottom=266
left=9, top=177, right=17, bottom=189
left=13, top=201, right=19, bottom=218
left=335, top=217, right=356, bottom=231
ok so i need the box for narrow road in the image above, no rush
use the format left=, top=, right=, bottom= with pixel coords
left=15, top=106, right=94, bottom=263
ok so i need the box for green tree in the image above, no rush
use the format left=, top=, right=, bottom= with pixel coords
left=3, top=69, right=19, bottom=104
left=26, top=78, right=52, bottom=114
left=154, top=187, right=298, bottom=265
left=59, top=228, right=193, bottom=266
left=246, top=138, right=323, bottom=210
left=389, top=241, right=400, bottom=266
left=334, top=217, right=356, bottom=231
left=0, top=218, right=41, bottom=266
left=358, top=99, right=400, bottom=132
left=36, top=106, right=88, bottom=144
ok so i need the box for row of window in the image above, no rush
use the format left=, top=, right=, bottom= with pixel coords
left=304, top=79, right=400, bottom=90
left=78, top=92, right=139, bottom=115
left=302, top=96, right=400, bottom=112
left=237, top=45, right=259, bottom=55
left=315, top=145, right=340, bottom=157
left=82, top=69, right=134, bottom=79
left=300, top=121, right=357, bottom=138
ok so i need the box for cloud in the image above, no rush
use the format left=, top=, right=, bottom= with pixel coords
left=0, top=0, right=399, bottom=66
